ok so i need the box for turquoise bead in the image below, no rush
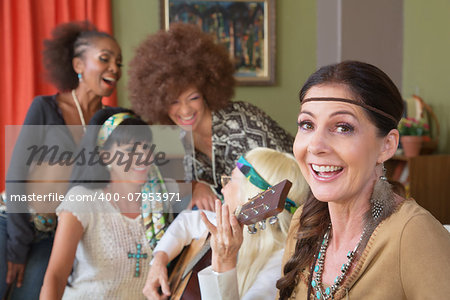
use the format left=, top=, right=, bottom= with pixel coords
left=325, top=287, right=331, bottom=295
left=316, top=291, right=321, bottom=299
left=312, top=280, right=316, bottom=288
left=318, top=252, right=322, bottom=259
left=314, top=265, right=319, bottom=272
left=47, top=219, right=53, bottom=224
left=129, top=244, right=148, bottom=278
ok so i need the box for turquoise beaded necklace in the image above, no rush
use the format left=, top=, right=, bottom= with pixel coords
left=311, top=224, right=366, bottom=299
left=109, top=196, right=149, bottom=277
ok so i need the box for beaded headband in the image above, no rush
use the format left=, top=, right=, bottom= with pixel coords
left=236, top=155, right=297, bottom=214
left=301, top=97, right=398, bottom=124
left=97, top=112, right=136, bottom=147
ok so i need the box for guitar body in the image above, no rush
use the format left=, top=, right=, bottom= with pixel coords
left=168, top=179, right=292, bottom=299
left=169, top=233, right=211, bottom=300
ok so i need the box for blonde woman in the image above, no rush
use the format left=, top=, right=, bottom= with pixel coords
left=144, top=147, right=309, bottom=300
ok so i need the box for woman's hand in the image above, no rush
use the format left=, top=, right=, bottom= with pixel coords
left=191, top=182, right=216, bottom=211
left=201, top=200, right=244, bottom=273
left=6, top=262, right=25, bottom=287
left=143, top=252, right=171, bottom=300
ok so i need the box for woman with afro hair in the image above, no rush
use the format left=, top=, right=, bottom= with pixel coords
left=2, top=21, right=122, bottom=299
left=128, top=23, right=293, bottom=211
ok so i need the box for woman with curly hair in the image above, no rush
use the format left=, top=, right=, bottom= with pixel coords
left=128, top=23, right=293, bottom=211
left=2, top=21, right=122, bottom=299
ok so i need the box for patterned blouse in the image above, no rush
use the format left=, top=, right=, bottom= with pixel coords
left=185, top=101, right=294, bottom=192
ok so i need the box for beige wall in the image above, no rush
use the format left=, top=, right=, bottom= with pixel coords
left=403, top=0, right=450, bottom=154
left=317, top=0, right=404, bottom=91
left=341, top=0, right=403, bottom=90
left=112, top=0, right=449, bottom=154
left=112, top=0, right=159, bottom=111
left=112, top=0, right=317, bottom=136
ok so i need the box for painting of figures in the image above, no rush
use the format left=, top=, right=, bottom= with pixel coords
left=161, top=0, right=275, bottom=85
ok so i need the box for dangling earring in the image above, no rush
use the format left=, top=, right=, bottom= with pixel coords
left=78, top=73, right=82, bottom=82
left=370, top=163, right=393, bottom=220
left=380, top=164, right=388, bottom=181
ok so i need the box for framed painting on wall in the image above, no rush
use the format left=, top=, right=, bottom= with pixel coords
left=160, top=0, right=276, bottom=86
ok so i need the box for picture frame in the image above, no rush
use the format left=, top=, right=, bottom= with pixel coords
left=160, top=0, right=276, bottom=86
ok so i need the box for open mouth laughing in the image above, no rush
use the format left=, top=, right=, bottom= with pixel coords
left=102, top=76, right=117, bottom=87
left=177, top=113, right=197, bottom=125
left=310, top=163, right=344, bottom=180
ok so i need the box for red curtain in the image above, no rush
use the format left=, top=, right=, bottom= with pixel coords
left=0, top=0, right=116, bottom=192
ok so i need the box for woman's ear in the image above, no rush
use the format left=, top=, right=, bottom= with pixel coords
left=72, top=57, right=84, bottom=75
left=377, top=129, right=400, bottom=163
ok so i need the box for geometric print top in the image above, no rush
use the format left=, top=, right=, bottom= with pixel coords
left=185, top=101, right=294, bottom=193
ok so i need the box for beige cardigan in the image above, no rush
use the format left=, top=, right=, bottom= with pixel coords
left=281, top=199, right=450, bottom=299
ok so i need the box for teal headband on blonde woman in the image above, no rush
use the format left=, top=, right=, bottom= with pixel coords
left=236, top=155, right=297, bottom=214
left=97, top=112, right=136, bottom=147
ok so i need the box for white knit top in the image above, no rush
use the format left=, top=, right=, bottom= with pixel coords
left=56, top=186, right=151, bottom=299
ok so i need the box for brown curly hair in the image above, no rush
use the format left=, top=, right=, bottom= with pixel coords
left=128, top=23, right=235, bottom=124
left=42, top=21, right=116, bottom=92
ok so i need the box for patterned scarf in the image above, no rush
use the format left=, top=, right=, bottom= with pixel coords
left=97, top=112, right=172, bottom=249
left=97, top=112, right=134, bottom=147
left=141, top=164, right=173, bottom=249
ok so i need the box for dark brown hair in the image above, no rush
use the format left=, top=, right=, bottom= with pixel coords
left=277, top=61, right=404, bottom=299
left=299, top=60, right=404, bottom=136
left=128, top=23, right=235, bottom=124
left=43, top=21, right=116, bottom=92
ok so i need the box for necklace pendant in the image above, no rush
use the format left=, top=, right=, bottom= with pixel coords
left=128, top=243, right=148, bottom=277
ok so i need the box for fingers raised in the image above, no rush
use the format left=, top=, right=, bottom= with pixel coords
left=230, top=214, right=243, bottom=239
left=215, top=199, right=222, bottom=229
left=200, top=211, right=217, bottom=235
left=221, top=203, right=232, bottom=239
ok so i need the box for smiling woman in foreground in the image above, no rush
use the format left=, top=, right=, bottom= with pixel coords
left=277, top=61, right=450, bottom=299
